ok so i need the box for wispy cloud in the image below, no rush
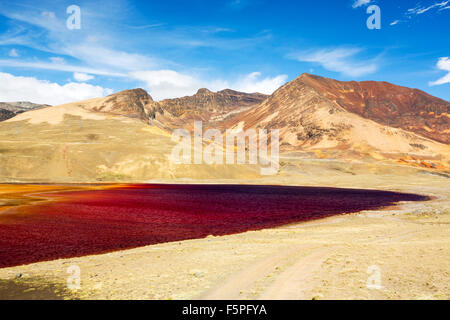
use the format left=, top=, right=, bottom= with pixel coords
left=407, top=1, right=449, bottom=15
left=390, top=1, right=449, bottom=26
left=143, top=27, right=271, bottom=51
left=119, top=23, right=165, bottom=30
left=0, top=59, right=127, bottom=77
left=0, top=0, right=278, bottom=101
left=0, top=3, right=162, bottom=72
left=352, top=0, right=372, bottom=9
left=429, top=57, right=450, bottom=86
left=288, top=47, right=378, bottom=77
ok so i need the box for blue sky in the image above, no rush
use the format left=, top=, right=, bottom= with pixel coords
left=0, top=0, right=449, bottom=104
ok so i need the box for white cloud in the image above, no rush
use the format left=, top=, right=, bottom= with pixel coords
left=429, top=57, right=450, bottom=86
left=230, top=72, right=288, bottom=94
left=290, top=48, right=378, bottom=77
left=0, top=72, right=112, bottom=105
left=130, top=70, right=202, bottom=100
left=0, top=57, right=286, bottom=100
left=66, top=44, right=159, bottom=72
left=130, top=70, right=287, bottom=100
left=73, top=72, right=94, bottom=82
left=390, top=20, right=400, bottom=26
left=9, top=48, right=19, bottom=57
left=407, top=1, right=449, bottom=15
left=352, top=0, right=372, bottom=8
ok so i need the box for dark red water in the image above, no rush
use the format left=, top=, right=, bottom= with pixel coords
left=0, top=184, right=427, bottom=268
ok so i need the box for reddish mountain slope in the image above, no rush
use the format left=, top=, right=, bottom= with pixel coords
left=299, top=74, right=450, bottom=144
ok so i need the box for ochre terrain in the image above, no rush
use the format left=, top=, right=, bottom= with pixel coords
left=0, top=113, right=260, bottom=182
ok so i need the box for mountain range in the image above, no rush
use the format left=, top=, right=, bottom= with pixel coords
left=0, top=73, right=448, bottom=182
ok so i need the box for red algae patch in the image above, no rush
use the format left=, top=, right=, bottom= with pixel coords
left=0, top=184, right=427, bottom=268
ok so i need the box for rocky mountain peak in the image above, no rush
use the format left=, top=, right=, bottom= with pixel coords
left=196, top=88, right=214, bottom=96
left=82, top=88, right=157, bottom=121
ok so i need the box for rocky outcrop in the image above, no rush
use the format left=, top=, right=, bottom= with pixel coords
left=0, top=108, right=15, bottom=122
left=158, top=88, right=267, bottom=117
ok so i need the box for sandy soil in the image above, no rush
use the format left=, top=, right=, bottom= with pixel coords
left=0, top=162, right=448, bottom=300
